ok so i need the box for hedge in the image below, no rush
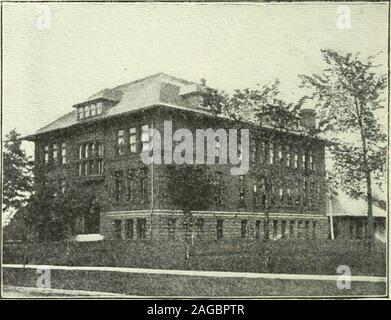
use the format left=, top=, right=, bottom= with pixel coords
left=3, top=239, right=386, bottom=276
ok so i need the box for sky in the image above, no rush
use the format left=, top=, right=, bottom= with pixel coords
left=2, top=2, right=389, bottom=157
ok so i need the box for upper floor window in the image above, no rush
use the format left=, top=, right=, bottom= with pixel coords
left=278, top=145, right=283, bottom=161
left=302, top=152, right=306, bottom=170
left=309, top=150, right=314, bottom=171
left=78, top=107, right=83, bottom=120
left=52, top=144, right=58, bottom=164
left=285, top=145, right=291, bottom=167
left=79, top=145, right=83, bottom=160
left=269, top=143, right=274, bottom=164
left=129, top=127, right=137, bottom=153
left=44, top=146, right=49, bottom=164
left=294, top=149, right=299, bottom=168
left=61, top=142, right=67, bottom=164
left=117, top=129, right=125, bottom=155
left=77, top=102, right=103, bottom=120
left=90, top=103, right=97, bottom=117
left=141, top=125, right=150, bottom=152
left=98, top=143, right=104, bottom=157
left=96, top=102, right=102, bottom=115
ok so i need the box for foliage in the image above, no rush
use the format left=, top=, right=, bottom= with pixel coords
left=2, top=129, right=34, bottom=213
left=300, top=49, right=387, bottom=239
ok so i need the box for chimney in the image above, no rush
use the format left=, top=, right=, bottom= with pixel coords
left=200, top=78, right=206, bottom=86
left=299, top=108, right=316, bottom=130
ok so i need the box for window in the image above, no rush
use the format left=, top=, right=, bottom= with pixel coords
left=85, top=143, right=89, bottom=159
left=278, top=145, right=283, bottom=161
left=312, top=221, right=317, bottom=239
left=78, top=163, right=82, bottom=176
left=196, top=218, right=204, bottom=234
left=294, top=149, right=299, bottom=168
left=272, top=220, right=278, bottom=239
left=61, top=142, right=67, bottom=164
left=305, top=221, right=310, bottom=240
left=241, top=220, right=247, bottom=239
left=278, top=188, right=284, bottom=203
left=215, top=137, right=220, bottom=158
left=262, top=141, right=267, bottom=163
left=286, top=188, right=292, bottom=205
left=129, top=127, right=137, bottom=153
left=250, top=143, right=257, bottom=163
left=114, top=220, right=122, bottom=240
left=216, top=219, right=224, bottom=239
left=137, top=218, right=147, bottom=239
left=97, top=143, right=104, bottom=157
left=168, top=218, right=176, bottom=240
left=285, top=146, right=290, bottom=167
left=78, top=107, right=84, bottom=120
left=269, top=143, right=274, bottom=164
left=239, top=176, right=245, bottom=206
left=52, top=144, right=58, bottom=164
left=84, top=162, right=89, bottom=176
left=79, top=145, right=83, bottom=160
left=281, top=220, right=287, bottom=239
left=253, top=184, right=258, bottom=205
left=96, top=102, right=102, bottom=115
left=44, top=146, right=49, bottom=164
left=126, top=169, right=135, bottom=201
left=238, top=140, right=242, bottom=160
left=83, top=105, right=89, bottom=118
left=117, top=129, right=125, bottom=155
left=309, top=150, right=314, bottom=171
left=255, top=220, right=261, bottom=239
left=289, top=220, right=295, bottom=238
left=140, top=169, right=147, bottom=201
left=141, top=125, right=150, bottom=152
left=125, top=219, right=134, bottom=240
left=97, top=160, right=104, bottom=174
left=61, top=180, right=66, bottom=194
left=90, top=103, right=96, bottom=117
left=259, top=141, right=266, bottom=163
left=302, top=151, right=306, bottom=170
left=114, top=171, right=123, bottom=201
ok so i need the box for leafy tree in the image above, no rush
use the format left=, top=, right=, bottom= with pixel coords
left=2, top=129, right=34, bottom=215
left=166, top=164, right=218, bottom=262
left=203, top=80, right=312, bottom=244
left=300, top=49, right=387, bottom=240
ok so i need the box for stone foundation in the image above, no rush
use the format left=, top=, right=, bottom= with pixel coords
left=100, top=210, right=329, bottom=241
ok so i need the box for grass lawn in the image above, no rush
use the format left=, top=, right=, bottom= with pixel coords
left=3, top=267, right=386, bottom=297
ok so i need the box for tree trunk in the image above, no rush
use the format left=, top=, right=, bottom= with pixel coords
left=365, top=168, right=374, bottom=242
left=360, top=131, right=374, bottom=242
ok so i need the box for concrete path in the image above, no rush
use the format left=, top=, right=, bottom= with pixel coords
left=2, top=285, right=130, bottom=297
left=3, top=264, right=386, bottom=283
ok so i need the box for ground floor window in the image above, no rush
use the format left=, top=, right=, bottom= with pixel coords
left=196, top=218, right=204, bottom=234
left=168, top=218, right=176, bottom=240
left=137, top=218, right=147, bottom=239
left=125, top=219, right=134, bottom=239
left=241, top=220, right=247, bottom=239
left=216, top=219, right=224, bottom=239
left=255, top=220, right=261, bottom=239
left=114, top=220, right=122, bottom=240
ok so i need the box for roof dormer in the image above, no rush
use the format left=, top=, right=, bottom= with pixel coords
left=73, top=89, right=122, bottom=121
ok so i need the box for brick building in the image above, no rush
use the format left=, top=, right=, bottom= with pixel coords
left=25, top=73, right=329, bottom=241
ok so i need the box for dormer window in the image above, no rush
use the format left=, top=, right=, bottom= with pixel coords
left=77, top=101, right=104, bottom=120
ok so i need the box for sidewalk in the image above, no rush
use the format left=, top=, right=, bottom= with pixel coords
left=4, top=264, right=386, bottom=283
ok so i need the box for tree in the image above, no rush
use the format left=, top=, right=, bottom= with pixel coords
left=203, top=80, right=311, bottom=243
left=2, top=129, right=34, bottom=215
left=166, top=164, right=217, bottom=262
left=300, top=49, right=387, bottom=241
